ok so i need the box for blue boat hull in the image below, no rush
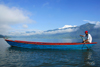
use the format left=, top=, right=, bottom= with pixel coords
left=6, top=40, right=96, bottom=50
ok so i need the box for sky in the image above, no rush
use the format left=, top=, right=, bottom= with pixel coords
left=0, top=0, right=100, bottom=36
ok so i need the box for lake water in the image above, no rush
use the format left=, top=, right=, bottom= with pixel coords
left=0, top=38, right=100, bottom=67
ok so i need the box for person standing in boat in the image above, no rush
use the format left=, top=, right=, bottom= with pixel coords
left=80, top=31, right=92, bottom=43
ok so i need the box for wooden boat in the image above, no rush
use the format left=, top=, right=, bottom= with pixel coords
left=5, top=39, right=97, bottom=50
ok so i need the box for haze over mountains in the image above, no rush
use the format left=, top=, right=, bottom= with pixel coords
left=1, top=23, right=99, bottom=39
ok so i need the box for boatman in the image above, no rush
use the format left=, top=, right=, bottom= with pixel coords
left=80, top=31, right=92, bottom=43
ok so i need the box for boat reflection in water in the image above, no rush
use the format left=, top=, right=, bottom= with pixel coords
left=83, top=50, right=95, bottom=66
left=6, top=47, right=96, bottom=67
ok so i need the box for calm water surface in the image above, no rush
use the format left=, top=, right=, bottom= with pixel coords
left=0, top=38, right=100, bottom=67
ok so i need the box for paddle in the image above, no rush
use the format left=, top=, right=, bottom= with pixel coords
left=80, top=36, right=89, bottom=50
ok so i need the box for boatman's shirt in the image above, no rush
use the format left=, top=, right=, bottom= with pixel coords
left=84, top=34, right=92, bottom=43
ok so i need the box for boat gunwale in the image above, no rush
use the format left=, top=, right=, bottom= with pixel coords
left=5, top=39, right=97, bottom=45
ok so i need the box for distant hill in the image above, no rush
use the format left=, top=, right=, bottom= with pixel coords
left=0, top=34, right=4, bottom=38
left=9, top=23, right=100, bottom=39
left=70, top=23, right=100, bottom=39
left=35, top=23, right=100, bottom=39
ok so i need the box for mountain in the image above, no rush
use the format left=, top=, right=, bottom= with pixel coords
left=0, top=34, right=4, bottom=38
left=9, top=23, right=100, bottom=39
left=26, top=23, right=100, bottom=39
left=53, top=23, right=98, bottom=38
left=78, top=23, right=100, bottom=38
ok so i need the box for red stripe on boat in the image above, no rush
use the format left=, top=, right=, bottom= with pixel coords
left=5, top=39, right=97, bottom=45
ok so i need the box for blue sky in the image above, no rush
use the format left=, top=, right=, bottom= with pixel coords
left=0, top=0, right=100, bottom=36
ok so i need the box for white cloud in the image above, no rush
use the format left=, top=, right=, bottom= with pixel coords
left=0, top=4, right=35, bottom=35
left=0, top=4, right=79, bottom=36
left=59, top=25, right=77, bottom=29
left=83, top=20, right=96, bottom=24
left=7, top=27, right=78, bottom=36
left=23, top=24, right=28, bottom=28
left=43, top=27, right=78, bottom=34
left=0, top=4, right=33, bottom=24
left=83, top=20, right=100, bottom=28
left=40, top=25, right=78, bottom=35
left=4, top=24, right=78, bottom=36
left=94, top=21, right=100, bottom=28
left=0, top=24, right=11, bottom=34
